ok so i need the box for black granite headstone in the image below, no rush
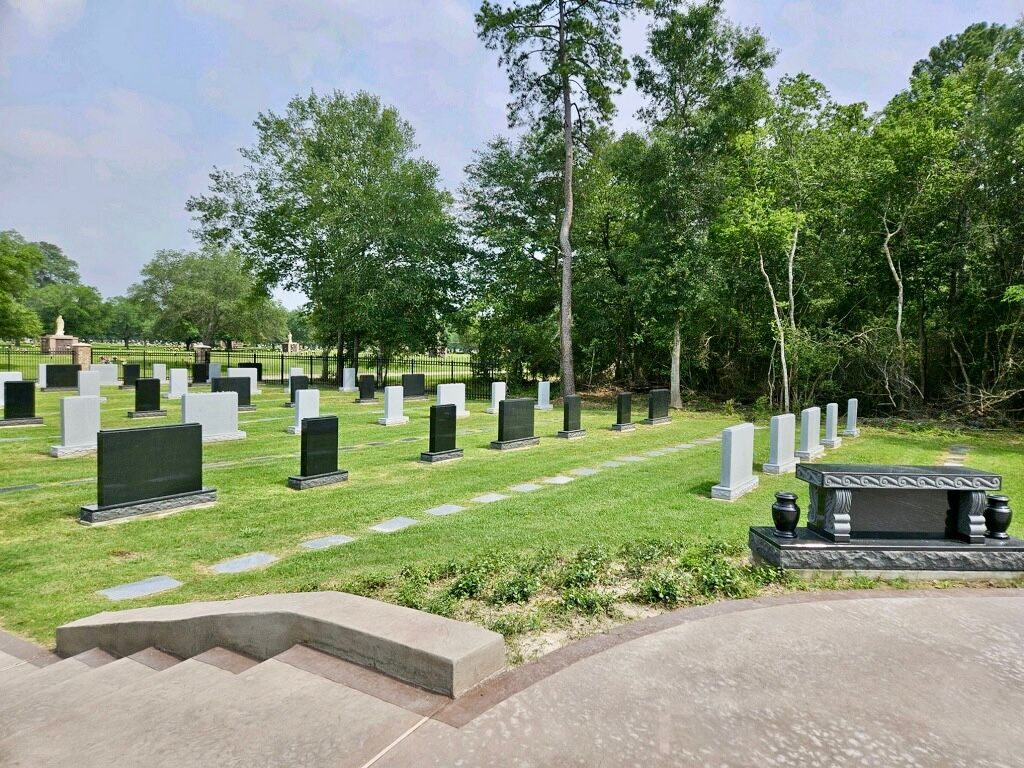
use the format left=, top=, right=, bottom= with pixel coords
left=644, top=388, right=671, bottom=425
left=45, top=364, right=81, bottom=388
left=239, top=362, right=263, bottom=381
left=4, top=381, right=36, bottom=420
left=122, top=364, right=141, bottom=388
left=213, top=376, right=252, bottom=407
left=135, top=378, right=161, bottom=412
left=357, top=374, right=375, bottom=402
left=498, top=398, right=535, bottom=442
left=402, top=373, right=426, bottom=398
left=96, top=423, right=203, bottom=507
left=615, top=392, right=632, bottom=426
left=289, top=375, right=309, bottom=403
left=301, top=416, right=339, bottom=476
left=192, top=363, right=209, bottom=384
left=563, top=395, right=582, bottom=431
left=421, top=404, right=461, bottom=462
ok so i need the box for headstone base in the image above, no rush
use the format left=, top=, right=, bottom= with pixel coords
left=405, top=395, right=428, bottom=400
left=355, top=398, right=378, bottom=405
left=489, top=437, right=540, bottom=451
left=534, top=404, right=553, bottom=411
left=642, top=417, right=672, bottom=426
left=49, top=443, right=97, bottom=458
left=339, top=387, right=357, bottom=393
left=127, top=410, right=168, bottom=419
left=823, top=437, right=842, bottom=449
left=287, top=470, right=349, bottom=490
left=283, top=402, right=295, bottom=408
left=41, top=387, right=76, bottom=392
left=239, top=405, right=257, bottom=412
left=762, top=458, right=799, bottom=475
left=610, top=423, right=635, bottom=432
left=0, top=417, right=44, bottom=428
left=795, top=447, right=825, bottom=461
left=377, top=416, right=410, bottom=426
left=842, top=428, right=860, bottom=437
left=420, top=448, right=464, bottom=463
left=166, top=394, right=183, bottom=400
left=80, top=489, right=217, bottom=525
left=556, top=429, right=587, bottom=440
left=749, top=527, right=1024, bottom=574
left=711, top=475, right=759, bottom=501
left=202, top=431, right=246, bottom=443
left=485, top=406, right=499, bottom=414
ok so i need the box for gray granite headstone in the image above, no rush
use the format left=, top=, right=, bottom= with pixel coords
left=843, top=397, right=860, bottom=437
left=796, top=406, right=824, bottom=460
left=711, top=423, right=759, bottom=500
left=763, top=413, right=798, bottom=474
left=823, top=402, right=842, bottom=449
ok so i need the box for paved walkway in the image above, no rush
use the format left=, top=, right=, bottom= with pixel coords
left=376, top=590, right=1024, bottom=767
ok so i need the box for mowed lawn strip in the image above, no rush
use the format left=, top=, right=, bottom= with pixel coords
left=0, top=384, right=1022, bottom=645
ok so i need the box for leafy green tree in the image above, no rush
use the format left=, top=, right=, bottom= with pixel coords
left=129, top=249, right=287, bottom=347
left=477, top=0, right=651, bottom=395
left=25, top=282, right=109, bottom=339
left=31, top=241, right=80, bottom=286
left=104, top=296, right=153, bottom=347
left=187, top=90, right=462, bottom=369
left=0, top=231, right=45, bottom=341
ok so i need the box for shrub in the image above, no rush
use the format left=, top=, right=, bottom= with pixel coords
left=635, top=570, right=682, bottom=605
left=687, top=552, right=751, bottom=599
left=490, top=574, right=539, bottom=604
left=561, top=587, right=614, bottom=616
left=558, top=545, right=610, bottom=589
left=447, top=569, right=487, bottom=599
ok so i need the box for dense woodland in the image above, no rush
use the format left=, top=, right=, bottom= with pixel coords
left=3, top=3, right=1023, bottom=419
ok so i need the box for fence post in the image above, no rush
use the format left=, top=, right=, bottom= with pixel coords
left=280, top=354, right=284, bottom=384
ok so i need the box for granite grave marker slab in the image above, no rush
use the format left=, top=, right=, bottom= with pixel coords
left=227, top=367, right=261, bottom=395
left=611, top=392, right=635, bottom=432
left=486, top=381, right=506, bottom=414
left=288, top=415, right=347, bottom=489
left=557, top=394, right=586, bottom=439
left=378, top=386, right=409, bottom=426
left=128, top=378, right=166, bottom=418
left=711, top=423, right=759, bottom=501
left=167, top=368, right=188, bottom=399
left=77, top=369, right=103, bottom=400
left=535, top=380, right=553, bottom=410
left=340, top=367, right=356, bottom=392
left=823, top=402, right=842, bottom=449
left=795, top=406, right=824, bottom=460
left=843, top=397, right=860, bottom=437
left=356, top=374, right=376, bottom=404
left=287, top=388, right=319, bottom=434
left=421, top=404, right=462, bottom=462
left=91, top=363, right=119, bottom=387
left=239, top=361, right=263, bottom=382
left=285, top=367, right=304, bottom=396
left=436, top=382, right=469, bottom=416
left=181, top=391, right=246, bottom=442
left=50, top=395, right=100, bottom=457
left=121, top=364, right=141, bottom=389
left=763, top=413, right=798, bottom=474
left=0, top=372, right=23, bottom=407
left=491, top=398, right=539, bottom=450
left=208, top=362, right=221, bottom=380
left=288, top=375, right=309, bottom=406
left=643, top=388, right=671, bottom=425
left=213, top=376, right=254, bottom=410
left=192, top=362, right=209, bottom=385
left=44, top=364, right=81, bottom=390
left=1, top=381, right=42, bottom=426
left=402, top=373, right=426, bottom=399
left=152, top=363, right=167, bottom=382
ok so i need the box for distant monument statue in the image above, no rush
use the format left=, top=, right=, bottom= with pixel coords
left=40, top=313, right=77, bottom=354
left=282, top=331, right=299, bottom=353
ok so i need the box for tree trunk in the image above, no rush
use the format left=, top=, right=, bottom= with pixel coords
left=670, top=319, right=682, bottom=409
left=557, top=0, right=576, bottom=396
left=758, top=245, right=790, bottom=412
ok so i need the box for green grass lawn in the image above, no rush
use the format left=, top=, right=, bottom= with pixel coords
left=1, top=385, right=1022, bottom=651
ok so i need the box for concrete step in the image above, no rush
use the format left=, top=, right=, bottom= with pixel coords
left=0, top=657, right=157, bottom=740
left=0, top=659, right=235, bottom=764
left=59, top=658, right=426, bottom=768
left=0, top=657, right=92, bottom=703
left=0, top=652, right=36, bottom=687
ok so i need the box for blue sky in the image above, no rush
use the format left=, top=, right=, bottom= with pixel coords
left=1, top=0, right=1021, bottom=308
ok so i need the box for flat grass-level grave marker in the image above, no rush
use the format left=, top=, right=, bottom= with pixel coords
left=370, top=517, right=418, bottom=533
left=763, top=413, right=798, bottom=475
left=471, top=492, right=508, bottom=503
left=128, top=378, right=167, bottom=418
left=213, top=376, right=255, bottom=411
left=355, top=374, right=377, bottom=404
left=287, top=375, right=309, bottom=407
left=286, top=389, right=319, bottom=435
left=50, top=395, right=100, bottom=458
left=300, top=534, right=355, bottom=550
left=611, top=392, right=635, bottom=432
left=486, top=381, right=506, bottom=414
left=543, top=475, right=574, bottom=485
left=402, top=373, right=426, bottom=399
left=557, top=394, right=586, bottom=439
left=288, top=414, right=348, bottom=490
left=99, top=575, right=182, bottom=601
left=210, top=552, right=278, bottom=574
left=80, top=422, right=215, bottom=524
left=711, top=422, right=759, bottom=501
left=167, top=368, right=188, bottom=399
left=491, top=398, right=539, bottom=450
left=378, top=386, right=410, bottom=426
left=1, top=381, right=43, bottom=427
left=796, top=407, right=824, bottom=460
left=421, top=404, right=463, bottom=462
left=425, top=503, right=465, bottom=516
left=643, top=388, right=671, bottom=426
left=181, top=391, right=246, bottom=442
left=509, top=482, right=542, bottom=492
left=437, top=382, right=469, bottom=417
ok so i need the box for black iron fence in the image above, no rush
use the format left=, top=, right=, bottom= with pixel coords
left=2, top=347, right=515, bottom=401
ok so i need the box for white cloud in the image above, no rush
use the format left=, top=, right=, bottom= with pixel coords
left=0, top=0, right=85, bottom=70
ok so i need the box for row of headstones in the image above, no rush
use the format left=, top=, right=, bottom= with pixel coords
left=711, top=399, right=860, bottom=501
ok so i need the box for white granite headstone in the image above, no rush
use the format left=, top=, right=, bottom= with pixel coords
left=535, top=380, right=553, bottom=410
left=227, top=367, right=261, bottom=395
left=763, top=413, right=797, bottom=474
left=711, top=423, right=759, bottom=500
left=340, top=367, right=356, bottom=392
left=77, top=370, right=106, bottom=402
left=181, top=391, right=245, bottom=442
left=486, top=381, right=506, bottom=414
left=0, top=372, right=24, bottom=407
left=167, top=368, right=188, bottom=399
left=437, top=383, right=469, bottom=417
left=92, top=363, right=119, bottom=386
left=823, top=402, right=842, bottom=449
left=287, top=388, right=320, bottom=434
left=378, top=385, right=409, bottom=426
left=36, top=364, right=46, bottom=389
left=208, top=362, right=222, bottom=380
left=795, top=406, right=824, bottom=460
left=843, top=398, right=859, bottom=437
left=50, top=395, right=100, bottom=457
left=152, top=363, right=167, bottom=382
left=286, top=367, right=304, bottom=395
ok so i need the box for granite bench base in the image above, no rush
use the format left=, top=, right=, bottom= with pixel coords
left=642, top=417, right=671, bottom=426
left=749, top=526, right=1024, bottom=574
left=80, top=488, right=217, bottom=525
left=556, top=429, right=587, bottom=440
left=127, top=409, right=168, bottom=419
left=49, top=444, right=97, bottom=458
left=610, top=423, right=635, bottom=432
left=287, top=470, right=349, bottom=490
left=420, top=448, right=464, bottom=463
left=0, top=417, right=44, bottom=428
left=489, top=437, right=540, bottom=451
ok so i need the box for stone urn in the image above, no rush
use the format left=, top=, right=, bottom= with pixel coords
left=772, top=491, right=800, bottom=539
left=984, top=495, right=1012, bottom=540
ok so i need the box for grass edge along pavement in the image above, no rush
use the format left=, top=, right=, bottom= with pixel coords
left=0, top=385, right=1021, bottom=659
